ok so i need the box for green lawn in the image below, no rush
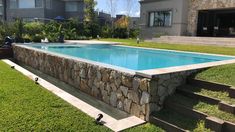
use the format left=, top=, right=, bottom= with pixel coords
left=101, top=38, right=235, bottom=87
left=0, top=61, right=163, bottom=131
left=0, top=61, right=110, bottom=131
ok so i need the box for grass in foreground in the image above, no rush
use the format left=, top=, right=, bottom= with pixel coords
left=124, top=123, right=165, bottom=132
left=0, top=61, right=163, bottom=131
left=0, top=61, right=110, bottom=131
left=153, top=109, right=210, bottom=131
left=101, top=39, right=235, bottom=86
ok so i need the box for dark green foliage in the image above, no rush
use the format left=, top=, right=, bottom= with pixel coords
left=113, top=27, right=128, bottom=38
left=24, top=22, right=44, bottom=42
left=129, top=28, right=140, bottom=38
left=14, top=18, right=24, bottom=43
left=83, top=0, right=100, bottom=38
left=101, top=25, right=112, bottom=38
left=42, top=21, right=61, bottom=42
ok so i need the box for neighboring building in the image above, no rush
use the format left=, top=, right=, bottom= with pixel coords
left=0, top=0, right=6, bottom=21
left=0, top=0, right=3, bottom=20
left=115, top=14, right=140, bottom=29
left=5, top=0, right=84, bottom=21
left=140, top=0, right=235, bottom=39
left=97, top=11, right=112, bottom=26
left=129, top=17, right=140, bottom=29
left=1, top=0, right=111, bottom=24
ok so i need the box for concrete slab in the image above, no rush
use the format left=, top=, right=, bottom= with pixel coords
left=65, top=40, right=120, bottom=45
left=2, top=59, right=145, bottom=132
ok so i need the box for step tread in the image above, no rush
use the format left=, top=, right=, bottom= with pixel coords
left=178, top=84, right=235, bottom=105
left=167, top=94, right=235, bottom=124
left=151, top=108, right=200, bottom=131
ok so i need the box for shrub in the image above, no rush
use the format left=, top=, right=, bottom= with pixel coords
left=100, top=25, right=112, bottom=38
left=42, top=21, right=60, bottom=42
left=113, top=27, right=128, bottom=38
left=129, top=28, right=140, bottom=38
left=32, top=34, right=44, bottom=42
left=24, top=22, right=44, bottom=42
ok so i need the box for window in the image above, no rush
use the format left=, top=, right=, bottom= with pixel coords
left=10, top=0, right=17, bottom=9
left=149, top=10, right=172, bottom=27
left=35, top=0, right=43, bottom=8
left=19, top=0, right=35, bottom=8
left=65, top=2, right=78, bottom=12
left=46, top=0, right=52, bottom=9
left=0, top=6, right=3, bottom=15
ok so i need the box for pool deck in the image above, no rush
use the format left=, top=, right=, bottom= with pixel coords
left=2, top=59, right=145, bottom=132
left=65, top=40, right=120, bottom=45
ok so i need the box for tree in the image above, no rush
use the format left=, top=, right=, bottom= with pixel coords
left=84, top=0, right=99, bottom=38
left=106, top=0, right=118, bottom=18
left=115, top=16, right=128, bottom=28
left=106, top=0, right=118, bottom=37
left=125, top=0, right=135, bottom=17
left=124, top=0, right=136, bottom=38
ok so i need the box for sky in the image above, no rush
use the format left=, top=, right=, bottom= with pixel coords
left=95, top=0, right=140, bottom=17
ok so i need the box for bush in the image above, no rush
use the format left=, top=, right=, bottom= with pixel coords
left=113, top=27, right=128, bottom=38
left=129, top=28, right=140, bottom=38
left=32, top=34, right=44, bottom=42
left=101, top=25, right=112, bottom=38
left=42, top=21, right=60, bottom=42
left=24, top=22, right=44, bottom=42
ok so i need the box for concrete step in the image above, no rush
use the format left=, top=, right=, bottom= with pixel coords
left=158, top=36, right=235, bottom=42
left=149, top=116, right=188, bottom=132
left=150, top=36, right=235, bottom=47
left=176, top=86, right=235, bottom=115
left=165, top=94, right=235, bottom=132
left=187, top=79, right=235, bottom=98
left=176, top=86, right=220, bottom=105
left=150, top=108, right=199, bottom=132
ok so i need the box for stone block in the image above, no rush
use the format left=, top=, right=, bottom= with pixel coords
left=124, top=99, right=132, bottom=113
left=120, top=86, right=128, bottom=97
left=110, top=92, right=117, bottom=107
left=127, top=90, right=140, bottom=104
left=140, top=79, right=148, bottom=91
left=140, top=91, right=150, bottom=105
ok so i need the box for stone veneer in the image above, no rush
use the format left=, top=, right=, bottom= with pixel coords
left=188, top=0, right=235, bottom=36
left=13, top=45, right=199, bottom=121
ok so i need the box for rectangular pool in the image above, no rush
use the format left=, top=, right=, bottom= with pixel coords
left=13, top=42, right=235, bottom=120
left=31, top=44, right=235, bottom=71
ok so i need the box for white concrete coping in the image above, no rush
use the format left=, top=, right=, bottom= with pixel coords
left=65, top=40, right=120, bottom=45
left=2, top=59, right=145, bottom=132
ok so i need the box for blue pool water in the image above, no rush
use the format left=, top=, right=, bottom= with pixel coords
left=31, top=44, right=234, bottom=70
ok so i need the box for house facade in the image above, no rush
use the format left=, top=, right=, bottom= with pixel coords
left=3, top=0, right=85, bottom=21
left=0, top=0, right=6, bottom=20
left=140, top=0, right=235, bottom=39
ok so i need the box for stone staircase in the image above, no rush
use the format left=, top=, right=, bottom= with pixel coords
left=148, top=36, right=235, bottom=47
left=150, top=79, right=235, bottom=132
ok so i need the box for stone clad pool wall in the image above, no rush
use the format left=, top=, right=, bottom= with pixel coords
left=13, top=45, right=199, bottom=121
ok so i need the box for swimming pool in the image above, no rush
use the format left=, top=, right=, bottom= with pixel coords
left=31, top=44, right=235, bottom=71
left=13, top=42, right=235, bottom=120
